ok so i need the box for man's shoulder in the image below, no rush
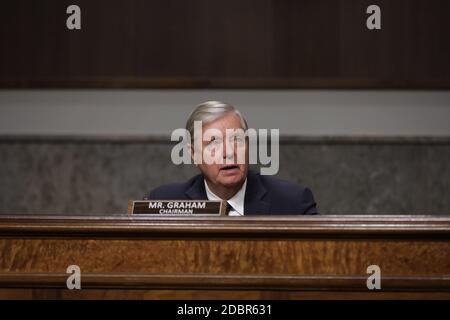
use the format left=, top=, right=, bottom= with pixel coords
left=254, top=171, right=309, bottom=196
left=145, top=175, right=201, bottom=200
left=249, top=171, right=317, bottom=214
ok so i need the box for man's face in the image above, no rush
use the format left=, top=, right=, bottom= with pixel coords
left=194, top=112, right=248, bottom=189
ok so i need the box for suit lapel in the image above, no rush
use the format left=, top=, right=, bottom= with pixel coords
left=185, top=174, right=208, bottom=200
left=185, top=171, right=270, bottom=214
left=244, top=171, right=270, bottom=215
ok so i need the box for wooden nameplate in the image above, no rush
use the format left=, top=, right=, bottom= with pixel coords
left=128, top=200, right=227, bottom=216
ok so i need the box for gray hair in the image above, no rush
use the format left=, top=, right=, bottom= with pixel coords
left=186, top=101, right=248, bottom=140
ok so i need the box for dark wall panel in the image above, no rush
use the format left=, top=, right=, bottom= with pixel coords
left=1, top=0, right=449, bottom=88
left=0, top=137, right=449, bottom=215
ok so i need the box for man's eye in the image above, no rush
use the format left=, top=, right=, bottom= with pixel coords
left=207, top=139, right=222, bottom=147
left=233, top=136, right=245, bottom=144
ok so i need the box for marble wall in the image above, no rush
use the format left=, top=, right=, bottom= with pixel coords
left=0, top=137, right=449, bottom=215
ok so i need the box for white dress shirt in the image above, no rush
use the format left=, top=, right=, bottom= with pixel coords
left=204, top=179, right=247, bottom=216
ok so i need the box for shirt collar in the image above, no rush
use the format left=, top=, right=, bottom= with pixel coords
left=204, top=179, right=247, bottom=216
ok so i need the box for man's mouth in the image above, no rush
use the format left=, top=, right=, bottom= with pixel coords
left=220, top=165, right=240, bottom=171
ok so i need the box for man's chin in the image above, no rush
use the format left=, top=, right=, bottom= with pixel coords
left=217, top=174, right=245, bottom=188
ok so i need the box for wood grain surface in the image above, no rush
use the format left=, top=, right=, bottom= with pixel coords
left=0, top=215, right=449, bottom=299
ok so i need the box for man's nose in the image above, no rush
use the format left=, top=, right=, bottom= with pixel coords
left=223, top=140, right=235, bottom=160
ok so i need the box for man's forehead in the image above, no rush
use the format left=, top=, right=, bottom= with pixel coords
left=204, top=112, right=244, bottom=130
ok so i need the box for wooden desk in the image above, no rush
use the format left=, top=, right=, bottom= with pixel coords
left=0, top=215, right=449, bottom=299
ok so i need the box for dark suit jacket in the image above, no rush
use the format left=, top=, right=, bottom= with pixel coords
left=145, top=171, right=318, bottom=215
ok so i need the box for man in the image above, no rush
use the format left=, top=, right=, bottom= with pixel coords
left=146, top=101, right=318, bottom=215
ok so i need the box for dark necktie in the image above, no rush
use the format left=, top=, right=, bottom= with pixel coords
left=225, top=202, right=235, bottom=215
